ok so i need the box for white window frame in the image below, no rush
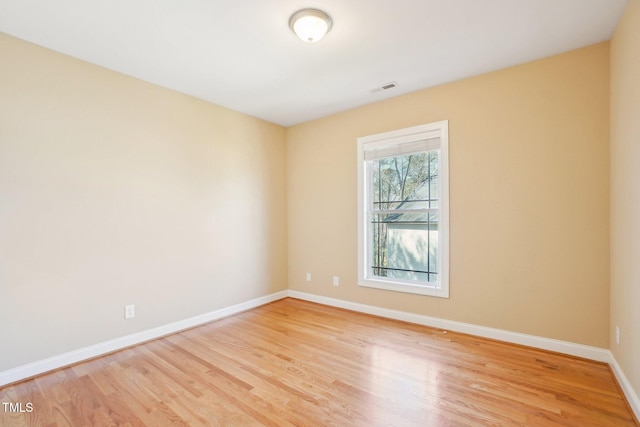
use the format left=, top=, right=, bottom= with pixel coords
left=357, top=120, right=449, bottom=298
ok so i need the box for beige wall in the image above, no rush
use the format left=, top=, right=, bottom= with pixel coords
left=611, top=0, right=640, bottom=398
left=0, top=33, right=288, bottom=371
left=287, top=43, right=610, bottom=347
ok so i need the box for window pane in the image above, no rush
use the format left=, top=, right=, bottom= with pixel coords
left=358, top=120, right=448, bottom=296
left=369, top=212, right=439, bottom=282
left=372, top=152, right=439, bottom=211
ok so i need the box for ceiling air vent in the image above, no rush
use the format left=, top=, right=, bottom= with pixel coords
left=370, top=81, right=399, bottom=94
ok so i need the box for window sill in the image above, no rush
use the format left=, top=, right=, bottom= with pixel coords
left=358, top=278, right=449, bottom=298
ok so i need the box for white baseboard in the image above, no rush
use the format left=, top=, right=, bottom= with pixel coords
left=0, top=290, right=288, bottom=387
left=608, top=353, right=640, bottom=422
left=288, top=290, right=610, bottom=362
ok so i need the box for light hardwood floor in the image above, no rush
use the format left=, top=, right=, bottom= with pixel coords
left=0, top=298, right=637, bottom=426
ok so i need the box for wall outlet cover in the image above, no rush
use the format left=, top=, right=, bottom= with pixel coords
left=125, top=304, right=135, bottom=319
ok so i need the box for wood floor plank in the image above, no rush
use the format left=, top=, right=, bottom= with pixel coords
left=1, top=298, right=637, bottom=426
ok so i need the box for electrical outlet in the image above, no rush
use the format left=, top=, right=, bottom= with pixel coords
left=332, top=276, right=339, bottom=286
left=125, top=304, right=135, bottom=319
left=616, top=326, right=620, bottom=345
left=306, top=273, right=312, bottom=282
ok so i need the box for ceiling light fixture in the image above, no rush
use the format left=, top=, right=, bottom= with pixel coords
left=289, top=9, right=333, bottom=43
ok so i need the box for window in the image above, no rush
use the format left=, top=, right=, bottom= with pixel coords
left=357, top=120, right=449, bottom=297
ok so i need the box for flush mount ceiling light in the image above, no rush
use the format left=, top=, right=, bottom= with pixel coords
left=289, top=9, right=333, bottom=43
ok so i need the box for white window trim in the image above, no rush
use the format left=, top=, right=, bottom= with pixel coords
left=357, top=120, right=449, bottom=298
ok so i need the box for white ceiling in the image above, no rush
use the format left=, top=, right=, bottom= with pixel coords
left=0, top=0, right=628, bottom=126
